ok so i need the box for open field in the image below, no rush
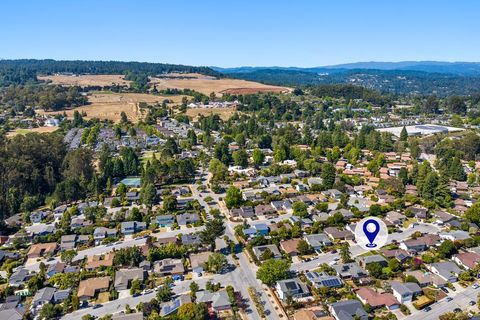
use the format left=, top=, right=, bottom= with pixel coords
left=186, top=107, right=237, bottom=121
left=158, top=73, right=217, bottom=80
left=38, top=92, right=184, bottom=123
left=6, top=126, right=59, bottom=138
left=150, top=73, right=291, bottom=95
left=38, top=74, right=131, bottom=87
left=38, top=74, right=291, bottom=96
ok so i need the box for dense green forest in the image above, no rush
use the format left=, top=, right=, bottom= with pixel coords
left=308, top=84, right=389, bottom=105
left=0, top=85, right=88, bottom=111
left=227, top=68, right=480, bottom=96
left=0, top=59, right=222, bottom=79
left=0, top=68, right=38, bottom=86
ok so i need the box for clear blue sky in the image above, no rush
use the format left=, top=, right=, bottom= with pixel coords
left=1, top=0, right=479, bottom=67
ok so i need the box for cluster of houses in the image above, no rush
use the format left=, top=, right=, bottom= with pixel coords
left=217, top=146, right=480, bottom=318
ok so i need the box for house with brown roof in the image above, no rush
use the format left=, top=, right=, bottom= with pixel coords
left=77, top=276, right=110, bottom=300
left=27, top=243, right=58, bottom=259
left=453, top=251, right=480, bottom=270
left=355, top=287, right=400, bottom=310
left=405, top=270, right=447, bottom=288
left=400, top=234, right=441, bottom=253
left=190, top=252, right=212, bottom=275
left=153, top=258, right=185, bottom=276
left=324, top=227, right=354, bottom=241
left=293, top=307, right=333, bottom=320
left=380, top=249, right=410, bottom=263
left=154, top=236, right=179, bottom=246
left=85, top=252, right=115, bottom=270
left=280, top=239, right=301, bottom=256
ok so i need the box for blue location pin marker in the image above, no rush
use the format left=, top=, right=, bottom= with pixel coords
left=363, top=219, right=380, bottom=248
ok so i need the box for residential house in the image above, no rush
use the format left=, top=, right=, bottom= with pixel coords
left=181, top=233, right=201, bottom=246
left=155, top=215, right=175, bottom=228
left=121, top=221, right=146, bottom=235
left=255, top=204, right=276, bottom=216
left=112, top=313, right=144, bottom=320
left=176, top=213, right=200, bottom=226
left=453, top=252, right=480, bottom=270
left=409, top=205, right=428, bottom=221
left=329, top=300, right=368, bottom=320
left=400, top=234, right=441, bottom=253
left=9, top=269, right=31, bottom=287
left=275, top=278, right=310, bottom=300
left=190, top=252, right=212, bottom=275
left=271, top=200, right=292, bottom=212
left=380, top=249, right=410, bottom=263
left=385, top=211, right=406, bottom=225
left=85, top=252, right=115, bottom=270
left=390, top=281, right=422, bottom=303
left=30, top=211, right=47, bottom=223
left=333, top=263, right=368, bottom=280
left=77, top=276, right=110, bottom=300
left=26, top=223, right=55, bottom=236
left=31, top=287, right=56, bottom=311
left=322, top=189, right=343, bottom=200
left=427, top=262, right=462, bottom=282
left=252, top=245, right=282, bottom=261
left=114, top=268, right=146, bottom=291
left=289, top=216, right=313, bottom=229
left=331, top=209, right=354, bottom=220
left=324, top=227, right=354, bottom=241
left=93, top=227, right=117, bottom=244
left=244, top=224, right=270, bottom=238
left=27, top=242, right=58, bottom=259
left=196, top=290, right=231, bottom=311
left=0, top=308, right=24, bottom=320
left=53, top=289, right=71, bottom=304
left=304, top=233, right=332, bottom=251
left=293, top=307, right=331, bottom=320
left=280, top=239, right=302, bottom=256
left=433, top=211, right=456, bottom=225
left=60, top=234, right=77, bottom=250
left=305, top=271, right=343, bottom=289
left=126, top=192, right=140, bottom=203
left=231, top=206, right=256, bottom=219
left=46, top=262, right=65, bottom=278
left=439, top=230, right=471, bottom=241
left=356, top=255, right=388, bottom=268
left=355, top=287, right=400, bottom=310
left=405, top=270, right=447, bottom=288
left=153, top=259, right=185, bottom=277
left=307, top=178, right=323, bottom=188
left=159, top=294, right=191, bottom=317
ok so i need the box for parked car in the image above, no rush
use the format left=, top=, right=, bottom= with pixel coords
left=93, top=304, right=103, bottom=309
left=446, top=297, right=453, bottom=302
left=472, top=283, right=479, bottom=289
left=423, top=306, right=431, bottom=312
left=470, top=301, right=476, bottom=306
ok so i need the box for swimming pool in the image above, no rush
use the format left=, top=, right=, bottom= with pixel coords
left=120, top=177, right=141, bottom=187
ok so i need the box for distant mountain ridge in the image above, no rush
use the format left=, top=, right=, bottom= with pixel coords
left=213, top=62, right=480, bottom=96
left=213, top=61, right=480, bottom=76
